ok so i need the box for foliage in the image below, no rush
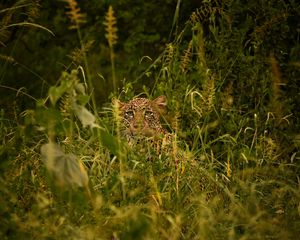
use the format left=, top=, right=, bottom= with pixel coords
left=1, top=0, right=300, bottom=239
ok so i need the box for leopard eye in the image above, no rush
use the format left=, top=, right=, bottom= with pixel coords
left=125, top=110, right=134, bottom=119
left=144, top=110, right=154, bottom=119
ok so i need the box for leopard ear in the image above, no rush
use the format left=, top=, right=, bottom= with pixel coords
left=112, top=98, right=125, bottom=110
left=152, top=95, right=167, bottom=113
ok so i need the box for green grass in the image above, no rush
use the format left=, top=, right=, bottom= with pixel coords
left=1, top=1, right=300, bottom=239
left=1, top=67, right=299, bottom=239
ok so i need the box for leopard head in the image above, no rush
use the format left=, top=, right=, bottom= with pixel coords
left=113, top=96, right=167, bottom=138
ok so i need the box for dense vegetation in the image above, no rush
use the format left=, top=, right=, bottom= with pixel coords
left=1, top=0, right=300, bottom=239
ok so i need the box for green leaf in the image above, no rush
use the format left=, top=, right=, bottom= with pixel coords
left=41, top=142, right=89, bottom=188
left=35, top=107, right=62, bottom=130
left=72, top=103, right=99, bottom=128
left=48, top=81, right=69, bottom=106
left=49, top=71, right=77, bottom=105
left=99, top=129, right=123, bottom=156
left=76, top=95, right=90, bottom=106
left=49, top=86, right=62, bottom=106
left=75, top=82, right=86, bottom=94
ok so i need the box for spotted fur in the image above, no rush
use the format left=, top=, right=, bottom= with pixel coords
left=113, top=97, right=222, bottom=198
left=113, top=96, right=187, bottom=171
left=114, top=96, right=169, bottom=143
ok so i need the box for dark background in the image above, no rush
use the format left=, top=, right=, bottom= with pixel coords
left=0, top=0, right=299, bottom=124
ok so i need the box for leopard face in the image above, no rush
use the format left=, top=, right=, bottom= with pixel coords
left=114, top=96, right=167, bottom=140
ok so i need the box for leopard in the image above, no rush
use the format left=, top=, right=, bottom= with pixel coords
left=112, top=95, right=177, bottom=159
left=112, top=96, right=221, bottom=199
left=113, top=96, right=168, bottom=140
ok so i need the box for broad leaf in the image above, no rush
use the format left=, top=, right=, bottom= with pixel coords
left=41, top=142, right=89, bottom=188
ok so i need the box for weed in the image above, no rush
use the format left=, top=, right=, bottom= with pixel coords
left=1, top=1, right=299, bottom=239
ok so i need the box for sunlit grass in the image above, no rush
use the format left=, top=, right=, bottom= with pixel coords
left=1, top=1, right=299, bottom=239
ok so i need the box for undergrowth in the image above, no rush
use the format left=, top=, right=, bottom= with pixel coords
left=1, top=0, right=300, bottom=239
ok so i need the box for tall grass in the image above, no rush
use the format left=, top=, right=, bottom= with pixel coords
left=1, top=0, right=299, bottom=239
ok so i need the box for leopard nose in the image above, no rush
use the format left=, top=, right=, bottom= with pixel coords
left=133, top=122, right=139, bottom=129
left=133, top=120, right=143, bottom=129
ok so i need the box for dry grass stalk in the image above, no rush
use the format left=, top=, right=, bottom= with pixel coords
left=104, top=6, right=118, bottom=48
left=64, top=0, right=86, bottom=29
left=270, top=54, right=284, bottom=123
left=180, top=40, right=193, bottom=73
